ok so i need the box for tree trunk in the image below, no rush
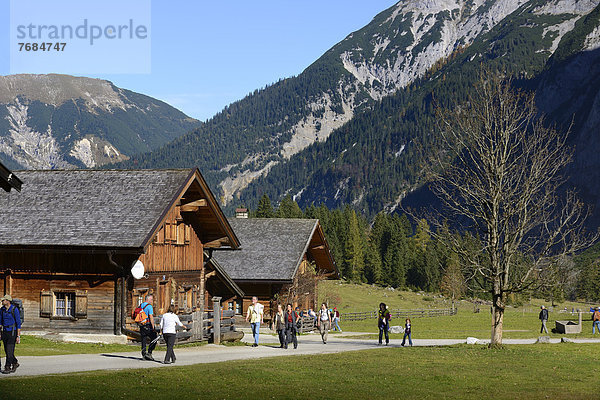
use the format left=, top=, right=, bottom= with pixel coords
left=491, top=293, right=505, bottom=346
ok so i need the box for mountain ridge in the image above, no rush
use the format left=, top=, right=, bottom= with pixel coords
left=0, top=74, right=200, bottom=170
left=117, top=0, right=600, bottom=220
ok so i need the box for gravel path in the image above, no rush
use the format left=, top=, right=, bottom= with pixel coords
left=1, top=333, right=598, bottom=378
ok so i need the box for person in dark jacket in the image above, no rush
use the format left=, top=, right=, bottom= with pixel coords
left=0, top=295, right=21, bottom=374
left=378, top=302, right=391, bottom=346
left=539, top=305, right=549, bottom=334
left=272, top=304, right=286, bottom=348
left=284, top=303, right=299, bottom=349
left=401, top=318, right=413, bottom=346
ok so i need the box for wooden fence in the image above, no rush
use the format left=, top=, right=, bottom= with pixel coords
left=176, top=309, right=239, bottom=342
left=340, top=308, right=457, bottom=322
left=298, top=316, right=316, bottom=333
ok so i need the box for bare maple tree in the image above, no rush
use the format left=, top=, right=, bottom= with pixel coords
left=431, top=73, right=596, bottom=346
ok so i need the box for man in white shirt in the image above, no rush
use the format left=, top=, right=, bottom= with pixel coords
left=245, top=296, right=264, bottom=347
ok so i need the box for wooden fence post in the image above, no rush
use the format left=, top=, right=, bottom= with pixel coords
left=191, top=309, right=203, bottom=341
left=212, top=296, right=222, bottom=344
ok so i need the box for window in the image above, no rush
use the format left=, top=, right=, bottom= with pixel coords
left=55, top=292, right=75, bottom=317
left=40, top=290, right=87, bottom=319
left=228, top=301, right=234, bottom=311
left=135, top=289, right=148, bottom=307
left=235, top=302, right=241, bottom=315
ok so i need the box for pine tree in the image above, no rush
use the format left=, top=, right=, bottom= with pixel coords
left=342, top=209, right=365, bottom=282
left=276, top=195, right=303, bottom=218
left=364, top=239, right=383, bottom=284
left=413, top=219, right=431, bottom=251
left=254, top=194, right=275, bottom=218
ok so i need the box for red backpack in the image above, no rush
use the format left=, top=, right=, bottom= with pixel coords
left=131, top=303, right=151, bottom=324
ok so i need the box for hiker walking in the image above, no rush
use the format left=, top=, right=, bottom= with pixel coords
left=160, top=305, right=184, bottom=364
left=135, top=294, right=157, bottom=361
left=272, top=304, right=286, bottom=348
left=317, top=303, right=331, bottom=344
left=539, top=305, right=549, bottom=334
left=0, top=295, right=21, bottom=374
left=401, top=318, right=413, bottom=347
left=592, top=307, right=600, bottom=334
left=284, top=303, right=299, bottom=349
left=378, top=302, right=391, bottom=346
left=332, top=307, right=342, bottom=332
left=245, top=296, right=264, bottom=347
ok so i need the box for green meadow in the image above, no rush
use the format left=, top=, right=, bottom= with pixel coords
left=319, top=281, right=599, bottom=340
left=1, top=344, right=598, bottom=399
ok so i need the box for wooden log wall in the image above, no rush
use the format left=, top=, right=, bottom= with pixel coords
left=9, top=273, right=116, bottom=334
left=139, top=205, right=204, bottom=273
left=129, top=271, right=204, bottom=317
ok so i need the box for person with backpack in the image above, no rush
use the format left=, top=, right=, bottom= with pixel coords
left=160, top=305, right=184, bottom=364
left=401, top=318, right=413, bottom=347
left=284, top=303, right=299, bottom=349
left=539, top=305, right=549, bottom=334
left=272, top=304, right=286, bottom=348
left=592, top=307, right=600, bottom=334
left=378, top=302, right=391, bottom=346
left=317, top=303, right=331, bottom=344
left=0, top=295, right=21, bottom=374
left=133, top=294, right=157, bottom=361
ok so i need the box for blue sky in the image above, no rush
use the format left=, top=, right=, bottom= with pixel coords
left=1, top=1, right=397, bottom=121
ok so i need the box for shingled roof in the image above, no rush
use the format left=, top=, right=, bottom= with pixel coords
left=214, top=218, right=336, bottom=282
left=0, top=169, right=236, bottom=250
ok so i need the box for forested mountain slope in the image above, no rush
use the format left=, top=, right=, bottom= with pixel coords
left=118, top=0, right=600, bottom=219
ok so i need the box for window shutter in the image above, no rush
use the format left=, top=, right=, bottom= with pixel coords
left=40, top=290, right=53, bottom=317
left=184, top=225, right=191, bottom=244
left=171, top=224, right=177, bottom=243
left=164, top=223, right=172, bottom=242
left=75, top=290, right=88, bottom=318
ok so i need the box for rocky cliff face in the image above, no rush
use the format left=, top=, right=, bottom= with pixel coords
left=0, top=74, right=199, bottom=169
left=217, top=0, right=537, bottom=204
left=220, top=0, right=600, bottom=208
left=118, top=0, right=600, bottom=218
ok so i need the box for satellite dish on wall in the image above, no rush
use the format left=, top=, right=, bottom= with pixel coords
left=131, top=260, right=145, bottom=279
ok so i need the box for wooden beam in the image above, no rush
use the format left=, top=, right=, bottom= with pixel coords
left=204, top=237, right=230, bottom=248
left=181, top=199, right=208, bottom=212
left=311, top=245, right=325, bottom=250
left=188, top=199, right=208, bottom=206
left=205, top=270, right=217, bottom=279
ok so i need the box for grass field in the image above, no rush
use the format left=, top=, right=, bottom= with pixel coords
left=1, top=344, right=599, bottom=399
left=319, top=280, right=600, bottom=340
